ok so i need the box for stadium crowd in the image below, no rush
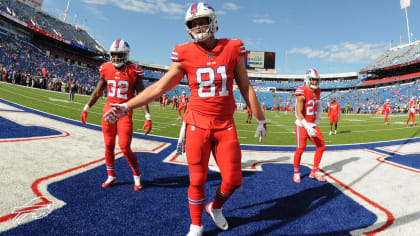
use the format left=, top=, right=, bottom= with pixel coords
left=0, top=0, right=104, bottom=52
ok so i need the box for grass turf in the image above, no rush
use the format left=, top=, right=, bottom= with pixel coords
left=1, top=81, right=419, bottom=146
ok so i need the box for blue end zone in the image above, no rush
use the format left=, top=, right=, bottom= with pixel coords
left=0, top=98, right=379, bottom=235
left=3, top=152, right=377, bottom=235
left=0, top=116, right=61, bottom=139
left=385, top=153, right=420, bottom=169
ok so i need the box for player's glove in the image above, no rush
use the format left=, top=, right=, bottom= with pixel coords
left=104, top=103, right=129, bottom=124
left=254, top=119, right=267, bottom=143
left=80, top=104, right=89, bottom=125
left=301, top=119, right=317, bottom=138
left=142, top=113, right=152, bottom=135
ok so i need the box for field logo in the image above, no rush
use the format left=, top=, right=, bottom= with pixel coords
left=12, top=197, right=54, bottom=225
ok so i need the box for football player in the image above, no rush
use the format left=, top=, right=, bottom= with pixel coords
left=160, top=93, right=168, bottom=110
left=178, top=91, right=189, bottom=119
left=383, top=99, right=392, bottom=125
left=80, top=39, right=152, bottom=191
left=328, top=97, right=341, bottom=135
left=103, top=3, right=267, bottom=235
left=406, top=97, right=416, bottom=127
left=271, top=90, right=280, bottom=116
left=293, top=69, right=326, bottom=183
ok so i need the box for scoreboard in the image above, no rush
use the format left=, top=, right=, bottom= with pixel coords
left=245, top=51, right=275, bottom=69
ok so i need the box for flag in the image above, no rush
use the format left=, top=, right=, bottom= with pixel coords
left=400, top=0, right=410, bottom=9
left=400, top=36, right=404, bottom=40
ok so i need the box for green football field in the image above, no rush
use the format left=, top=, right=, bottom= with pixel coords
left=1, top=82, right=419, bottom=145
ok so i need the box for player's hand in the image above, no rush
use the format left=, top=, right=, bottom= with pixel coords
left=301, top=119, right=317, bottom=138
left=81, top=110, right=88, bottom=125
left=254, top=120, right=267, bottom=143
left=306, top=126, right=317, bottom=138
left=142, top=120, right=152, bottom=135
left=104, top=103, right=129, bottom=124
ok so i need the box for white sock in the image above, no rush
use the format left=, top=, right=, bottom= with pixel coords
left=134, top=175, right=141, bottom=186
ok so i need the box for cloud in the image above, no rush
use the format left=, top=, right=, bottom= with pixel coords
left=289, top=42, right=387, bottom=64
left=85, top=5, right=109, bottom=21
left=82, top=0, right=108, bottom=4
left=82, top=0, right=185, bottom=15
left=253, top=18, right=275, bottom=24
left=223, top=2, right=240, bottom=11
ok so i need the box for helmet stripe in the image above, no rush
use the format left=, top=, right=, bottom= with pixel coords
left=313, top=69, right=318, bottom=77
left=115, top=39, right=120, bottom=49
left=191, top=2, right=197, bottom=16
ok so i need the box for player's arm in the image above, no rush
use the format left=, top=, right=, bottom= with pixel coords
left=135, top=77, right=153, bottom=134
left=235, top=56, right=267, bottom=142
left=128, top=62, right=184, bottom=110
left=235, top=56, right=265, bottom=122
left=327, top=105, right=331, bottom=118
left=295, top=96, right=305, bottom=121
left=80, top=75, right=106, bottom=125
left=135, top=78, right=150, bottom=115
left=338, top=104, right=341, bottom=118
left=87, top=75, right=107, bottom=108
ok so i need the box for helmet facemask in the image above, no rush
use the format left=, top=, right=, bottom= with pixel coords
left=185, top=3, right=218, bottom=41
left=110, top=52, right=128, bottom=69
left=109, top=39, right=130, bottom=68
left=308, top=78, right=320, bottom=90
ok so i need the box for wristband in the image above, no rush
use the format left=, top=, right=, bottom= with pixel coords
left=145, top=113, right=151, bottom=120
left=83, top=104, right=90, bottom=111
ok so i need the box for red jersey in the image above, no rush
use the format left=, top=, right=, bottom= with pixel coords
left=171, top=39, right=245, bottom=129
left=328, top=101, right=340, bottom=116
left=383, top=103, right=392, bottom=114
left=295, top=86, right=321, bottom=123
left=179, top=95, right=189, bottom=105
left=408, top=101, right=416, bottom=113
left=99, top=62, right=144, bottom=105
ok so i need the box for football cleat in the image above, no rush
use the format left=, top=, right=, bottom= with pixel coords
left=186, top=224, right=203, bottom=236
left=293, top=173, right=301, bottom=183
left=102, top=176, right=117, bottom=188
left=329, top=131, right=332, bottom=136
left=334, top=130, right=337, bottom=135
left=134, top=184, right=142, bottom=191
left=309, top=171, right=326, bottom=181
left=206, top=202, right=228, bottom=231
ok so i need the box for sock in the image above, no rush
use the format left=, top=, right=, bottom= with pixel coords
left=106, top=165, right=115, bottom=177
left=134, top=175, right=141, bottom=186
left=212, top=187, right=232, bottom=209
left=188, top=198, right=205, bottom=226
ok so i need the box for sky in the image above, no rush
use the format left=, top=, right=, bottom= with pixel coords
left=41, top=0, right=420, bottom=75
